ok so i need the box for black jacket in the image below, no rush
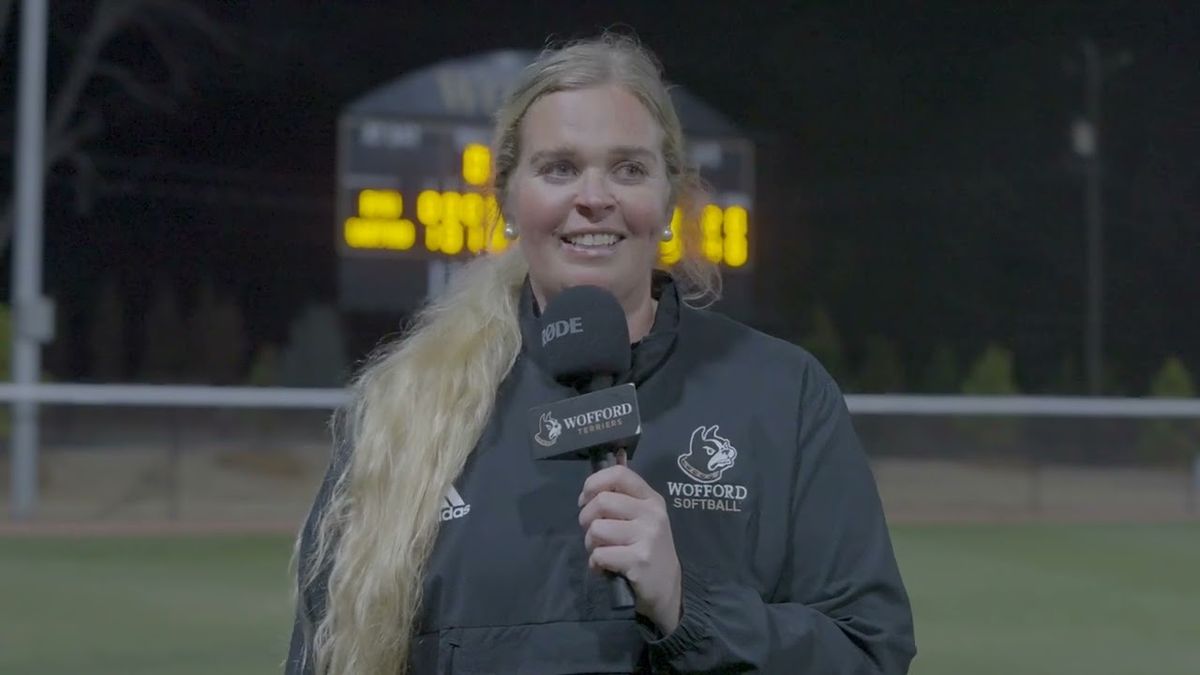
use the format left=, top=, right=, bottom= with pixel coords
left=287, top=277, right=916, bottom=674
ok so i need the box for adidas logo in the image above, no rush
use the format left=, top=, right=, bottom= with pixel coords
left=440, top=485, right=471, bottom=521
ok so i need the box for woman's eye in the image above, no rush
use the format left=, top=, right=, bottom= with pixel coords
left=615, top=162, right=648, bottom=180
left=540, top=161, right=575, bottom=178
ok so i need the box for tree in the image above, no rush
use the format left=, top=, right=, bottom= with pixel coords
left=204, top=293, right=248, bottom=386
left=962, top=344, right=1019, bottom=396
left=920, top=343, right=959, bottom=393
left=1138, top=356, right=1198, bottom=464
left=138, top=278, right=186, bottom=382
left=1050, top=352, right=1082, bottom=395
left=40, top=300, right=68, bottom=382
left=1148, top=357, right=1196, bottom=399
left=959, top=343, right=1022, bottom=452
left=279, top=304, right=348, bottom=388
left=242, top=343, right=281, bottom=438
left=187, top=280, right=247, bottom=385
left=88, top=276, right=124, bottom=381
left=800, top=304, right=848, bottom=386
left=0, top=0, right=233, bottom=244
left=857, top=335, right=906, bottom=393
left=247, top=345, right=280, bottom=387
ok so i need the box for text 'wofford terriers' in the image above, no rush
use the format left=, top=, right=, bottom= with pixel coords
left=563, top=403, right=633, bottom=435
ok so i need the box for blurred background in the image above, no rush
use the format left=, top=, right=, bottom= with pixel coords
left=0, top=1, right=1197, bottom=674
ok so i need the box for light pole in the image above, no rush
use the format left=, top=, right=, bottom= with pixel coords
left=1071, top=38, right=1129, bottom=395
left=10, top=0, right=53, bottom=519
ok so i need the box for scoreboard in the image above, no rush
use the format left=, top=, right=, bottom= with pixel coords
left=339, top=124, right=513, bottom=259
left=337, top=50, right=755, bottom=319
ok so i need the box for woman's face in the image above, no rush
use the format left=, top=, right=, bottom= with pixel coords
left=509, top=84, right=671, bottom=311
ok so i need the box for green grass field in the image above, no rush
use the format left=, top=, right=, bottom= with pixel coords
left=2, top=524, right=1197, bottom=675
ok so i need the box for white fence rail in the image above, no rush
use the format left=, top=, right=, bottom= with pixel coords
left=4, top=384, right=1199, bottom=521
left=3, top=383, right=1200, bottom=416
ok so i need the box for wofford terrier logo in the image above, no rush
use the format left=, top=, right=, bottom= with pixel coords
left=534, top=411, right=562, bottom=447
left=677, top=425, right=738, bottom=483
left=668, top=425, right=748, bottom=512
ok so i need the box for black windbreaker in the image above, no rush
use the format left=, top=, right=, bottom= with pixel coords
left=287, top=275, right=916, bottom=674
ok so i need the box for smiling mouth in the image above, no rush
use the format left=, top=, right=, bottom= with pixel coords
left=560, top=233, right=624, bottom=249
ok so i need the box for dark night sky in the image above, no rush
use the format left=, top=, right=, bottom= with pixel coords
left=4, top=1, right=1198, bottom=392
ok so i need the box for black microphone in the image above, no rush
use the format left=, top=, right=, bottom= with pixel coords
left=527, top=285, right=639, bottom=610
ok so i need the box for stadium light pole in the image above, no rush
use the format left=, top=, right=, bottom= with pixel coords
left=1071, top=38, right=1129, bottom=396
left=9, top=0, right=51, bottom=519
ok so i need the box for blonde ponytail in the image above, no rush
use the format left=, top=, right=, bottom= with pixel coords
left=302, top=249, right=529, bottom=674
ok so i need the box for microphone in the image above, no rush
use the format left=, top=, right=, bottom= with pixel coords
left=527, top=285, right=640, bottom=610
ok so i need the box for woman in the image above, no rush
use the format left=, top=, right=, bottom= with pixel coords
left=287, top=33, right=915, bottom=674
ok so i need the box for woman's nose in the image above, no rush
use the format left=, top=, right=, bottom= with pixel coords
left=574, top=170, right=615, bottom=220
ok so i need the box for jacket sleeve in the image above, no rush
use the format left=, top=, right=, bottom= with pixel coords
left=645, top=358, right=917, bottom=674
left=284, top=431, right=350, bottom=675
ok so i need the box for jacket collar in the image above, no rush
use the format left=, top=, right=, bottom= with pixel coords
left=519, top=271, right=680, bottom=387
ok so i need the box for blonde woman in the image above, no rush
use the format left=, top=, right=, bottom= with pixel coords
left=287, top=33, right=915, bottom=675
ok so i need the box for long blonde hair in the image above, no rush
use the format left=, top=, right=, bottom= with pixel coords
left=297, top=32, right=719, bottom=675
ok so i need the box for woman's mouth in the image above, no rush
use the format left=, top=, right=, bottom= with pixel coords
left=560, top=232, right=624, bottom=251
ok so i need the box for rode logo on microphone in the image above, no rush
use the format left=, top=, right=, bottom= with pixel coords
left=541, top=317, right=583, bottom=346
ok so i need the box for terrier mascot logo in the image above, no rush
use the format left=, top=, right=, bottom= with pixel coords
left=676, top=425, right=738, bottom=484
left=534, top=411, right=563, bottom=447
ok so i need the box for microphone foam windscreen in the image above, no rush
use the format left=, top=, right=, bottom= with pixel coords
left=538, top=285, right=631, bottom=383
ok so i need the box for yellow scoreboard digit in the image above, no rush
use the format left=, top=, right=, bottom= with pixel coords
left=343, top=189, right=416, bottom=251
left=461, top=143, right=491, bottom=187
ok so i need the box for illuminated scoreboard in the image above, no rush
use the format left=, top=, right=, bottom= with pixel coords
left=337, top=50, right=755, bottom=316
left=339, top=126, right=513, bottom=258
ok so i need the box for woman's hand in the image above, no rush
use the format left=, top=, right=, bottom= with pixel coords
left=578, top=455, right=682, bottom=634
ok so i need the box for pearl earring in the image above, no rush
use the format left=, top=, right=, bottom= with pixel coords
left=661, top=226, right=674, bottom=242
left=503, top=223, right=518, bottom=240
